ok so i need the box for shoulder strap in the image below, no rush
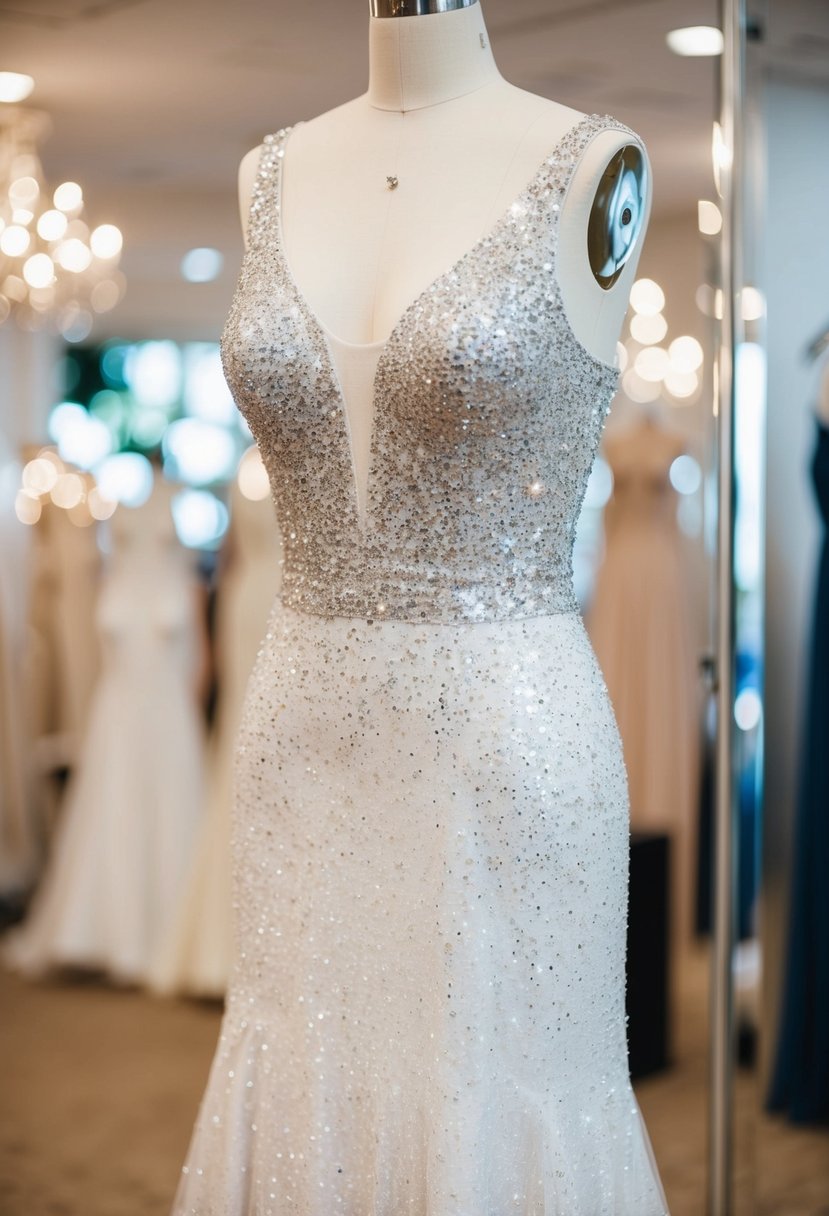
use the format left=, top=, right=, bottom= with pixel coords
left=244, top=126, right=293, bottom=252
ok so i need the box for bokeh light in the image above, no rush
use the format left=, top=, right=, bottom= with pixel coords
left=94, top=452, right=154, bottom=507
left=171, top=489, right=229, bottom=549
left=163, top=418, right=238, bottom=486
left=630, top=312, right=667, bottom=346
left=629, top=278, right=665, bottom=317
left=237, top=445, right=270, bottom=501
left=670, top=454, right=702, bottom=496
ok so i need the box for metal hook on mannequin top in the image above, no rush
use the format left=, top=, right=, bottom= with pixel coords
left=370, top=0, right=478, bottom=15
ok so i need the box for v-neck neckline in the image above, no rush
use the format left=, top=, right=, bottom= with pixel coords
left=272, top=113, right=619, bottom=369
left=265, top=113, right=621, bottom=531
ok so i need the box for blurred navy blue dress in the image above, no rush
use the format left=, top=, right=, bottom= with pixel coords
left=767, top=415, right=829, bottom=1124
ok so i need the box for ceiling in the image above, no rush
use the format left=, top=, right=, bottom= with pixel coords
left=0, top=0, right=824, bottom=340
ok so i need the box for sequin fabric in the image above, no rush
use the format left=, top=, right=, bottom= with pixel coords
left=173, top=112, right=671, bottom=1215
left=219, top=114, right=626, bottom=625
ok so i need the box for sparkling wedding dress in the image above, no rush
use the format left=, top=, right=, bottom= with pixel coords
left=173, top=112, right=670, bottom=1214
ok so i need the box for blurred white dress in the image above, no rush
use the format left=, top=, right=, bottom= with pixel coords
left=3, top=476, right=206, bottom=983
left=149, top=473, right=282, bottom=998
left=585, top=418, right=701, bottom=949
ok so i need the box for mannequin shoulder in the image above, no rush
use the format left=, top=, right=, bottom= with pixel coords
left=236, top=140, right=267, bottom=250
left=557, top=110, right=651, bottom=288
left=233, top=98, right=361, bottom=247
left=513, top=96, right=651, bottom=288
left=506, top=91, right=650, bottom=174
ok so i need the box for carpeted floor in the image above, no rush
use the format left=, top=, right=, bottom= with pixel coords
left=1, top=941, right=827, bottom=1215
left=0, top=966, right=219, bottom=1216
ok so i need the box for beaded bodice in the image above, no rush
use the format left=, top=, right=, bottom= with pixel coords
left=220, top=113, right=631, bottom=623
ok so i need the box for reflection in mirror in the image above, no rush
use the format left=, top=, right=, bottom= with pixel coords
left=748, top=0, right=829, bottom=1212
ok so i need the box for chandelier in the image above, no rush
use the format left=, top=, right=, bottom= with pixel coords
left=0, top=104, right=125, bottom=341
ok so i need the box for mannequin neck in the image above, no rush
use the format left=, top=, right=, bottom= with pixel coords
left=368, top=4, right=501, bottom=112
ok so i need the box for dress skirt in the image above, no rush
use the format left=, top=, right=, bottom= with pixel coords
left=172, top=600, right=670, bottom=1215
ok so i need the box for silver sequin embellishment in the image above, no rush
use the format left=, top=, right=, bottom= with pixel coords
left=220, top=114, right=632, bottom=625
left=173, top=110, right=671, bottom=1216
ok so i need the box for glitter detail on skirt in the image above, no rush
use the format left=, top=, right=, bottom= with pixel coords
left=173, top=609, right=669, bottom=1213
left=173, top=110, right=671, bottom=1213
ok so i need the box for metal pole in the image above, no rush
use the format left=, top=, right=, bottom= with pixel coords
left=708, top=0, right=744, bottom=1212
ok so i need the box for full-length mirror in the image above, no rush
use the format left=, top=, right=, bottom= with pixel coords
left=0, top=2, right=826, bottom=1213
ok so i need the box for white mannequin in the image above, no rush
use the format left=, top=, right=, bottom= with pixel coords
left=235, top=1, right=651, bottom=519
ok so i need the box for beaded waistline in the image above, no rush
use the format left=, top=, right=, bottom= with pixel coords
left=278, top=566, right=580, bottom=625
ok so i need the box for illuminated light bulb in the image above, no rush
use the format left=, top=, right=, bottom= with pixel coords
left=634, top=346, right=670, bottom=383
left=741, top=287, right=765, bottom=321
left=622, top=369, right=661, bottom=404
left=664, top=369, right=700, bottom=399
left=669, top=335, right=704, bottom=373
left=629, top=278, right=665, bottom=317
left=37, top=209, right=68, bottom=241
left=53, top=181, right=83, bottom=212
left=237, top=446, right=270, bottom=501
left=9, top=176, right=39, bottom=206
left=50, top=472, right=85, bottom=509
left=666, top=25, right=723, bottom=56
left=698, top=200, right=722, bottom=235
left=90, top=224, right=123, bottom=259
left=615, top=342, right=628, bottom=372
left=22, top=456, right=59, bottom=495
left=0, top=72, right=35, bottom=103
left=15, top=489, right=41, bottom=525
left=55, top=238, right=92, bottom=272
left=23, top=252, right=55, bottom=289
left=630, top=312, right=667, bottom=346
left=0, top=225, right=31, bottom=257
left=88, top=486, right=117, bottom=521
left=12, top=208, right=34, bottom=226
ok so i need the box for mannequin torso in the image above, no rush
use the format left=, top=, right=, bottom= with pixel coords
left=236, top=4, right=650, bottom=354
left=233, top=3, right=651, bottom=512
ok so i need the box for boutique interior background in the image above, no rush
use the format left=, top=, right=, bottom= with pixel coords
left=0, top=0, right=828, bottom=1214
